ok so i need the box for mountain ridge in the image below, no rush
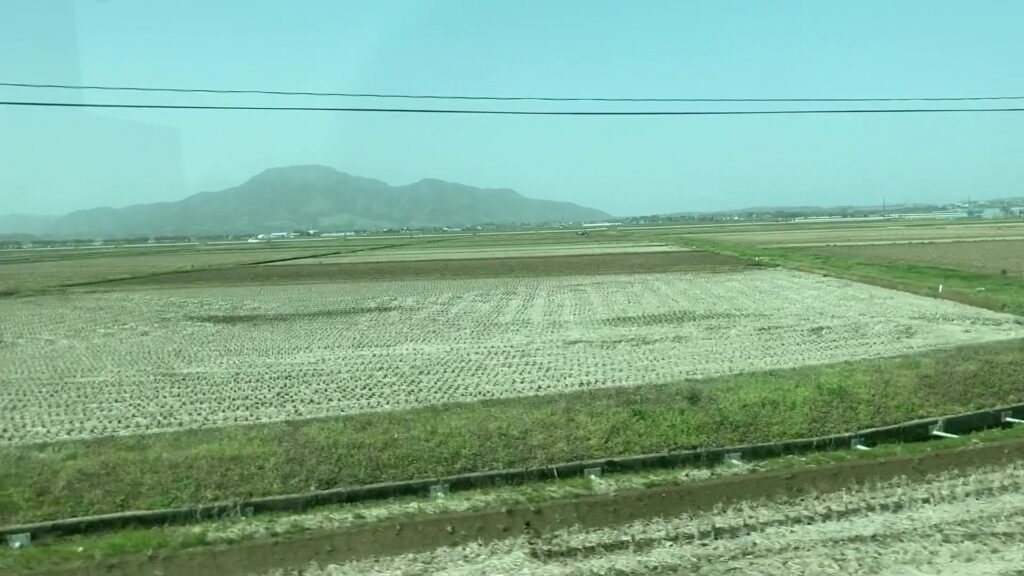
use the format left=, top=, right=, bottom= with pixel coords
left=0, top=165, right=611, bottom=237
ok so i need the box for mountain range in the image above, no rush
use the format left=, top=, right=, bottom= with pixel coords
left=0, top=165, right=611, bottom=237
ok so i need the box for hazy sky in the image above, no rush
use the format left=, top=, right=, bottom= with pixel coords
left=2, top=0, right=1023, bottom=216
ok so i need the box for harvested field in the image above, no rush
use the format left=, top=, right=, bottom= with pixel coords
left=98, top=251, right=746, bottom=288
left=301, top=460, right=1024, bottom=575
left=0, top=240, right=406, bottom=293
left=268, top=241, right=686, bottom=265
left=685, top=221, right=1024, bottom=246
left=2, top=268, right=1021, bottom=445
left=766, top=235, right=1024, bottom=248
left=802, top=239, right=1024, bottom=277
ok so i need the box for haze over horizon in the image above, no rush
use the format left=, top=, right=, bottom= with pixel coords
left=2, top=0, right=1023, bottom=218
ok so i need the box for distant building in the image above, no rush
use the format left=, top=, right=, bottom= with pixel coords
left=890, top=211, right=967, bottom=220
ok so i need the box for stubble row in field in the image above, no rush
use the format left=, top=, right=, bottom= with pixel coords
left=291, top=461, right=1024, bottom=575
left=2, top=268, right=1021, bottom=445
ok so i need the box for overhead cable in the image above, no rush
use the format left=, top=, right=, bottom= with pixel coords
left=2, top=81, right=1023, bottom=103
left=2, top=100, right=1024, bottom=115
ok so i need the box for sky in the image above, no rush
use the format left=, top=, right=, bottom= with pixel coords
left=1, top=0, right=1023, bottom=217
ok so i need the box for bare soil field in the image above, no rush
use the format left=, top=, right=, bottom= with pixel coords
left=0, top=240, right=407, bottom=293
left=267, top=241, right=687, bottom=265
left=686, top=221, right=1024, bottom=246
left=766, top=235, right=1024, bottom=248
left=802, top=239, right=1024, bottom=277
left=100, top=251, right=746, bottom=288
left=2, top=268, right=1021, bottom=445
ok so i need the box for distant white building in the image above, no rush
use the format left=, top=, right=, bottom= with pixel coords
left=891, top=211, right=967, bottom=220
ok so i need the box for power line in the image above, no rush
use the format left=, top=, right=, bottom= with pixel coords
left=2, top=81, right=1024, bottom=103
left=2, top=100, right=1024, bottom=115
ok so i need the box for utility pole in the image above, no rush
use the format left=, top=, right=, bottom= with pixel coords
left=882, top=196, right=886, bottom=219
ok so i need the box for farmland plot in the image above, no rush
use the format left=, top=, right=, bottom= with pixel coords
left=687, top=221, right=1024, bottom=246
left=1, top=269, right=1022, bottom=445
left=803, top=239, right=1024, bottom=277
left=269, top=241, right=687, bottom=265
left=299, top=462, right=1024, bottom=576
left=0, top=241, right=394, bottom=293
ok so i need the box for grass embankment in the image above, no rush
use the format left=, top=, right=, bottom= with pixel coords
left=6, top=425, right=1024, bottom=574
left=671, top=238, right=1024, bottom=316
left=3, top=338, right=1024, bottom=526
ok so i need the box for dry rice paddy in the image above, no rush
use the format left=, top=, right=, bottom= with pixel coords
left=2, top=268, right=1021, bottom=445
left=268, top=241, right=687, bottom=265
left=289, top=461, right=1024, bottom=575
left=802, top=239, right=1024, bottom=277
left=690, top=221, right=1024, bottom=246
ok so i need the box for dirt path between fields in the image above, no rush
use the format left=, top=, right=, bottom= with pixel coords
left=28, top=436, right=1024, bottom=576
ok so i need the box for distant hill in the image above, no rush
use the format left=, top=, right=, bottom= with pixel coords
left=0, top=165, right=610, bottom=237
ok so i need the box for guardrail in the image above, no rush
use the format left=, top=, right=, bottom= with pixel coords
left=3, top=402, right=1023, bottom=542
